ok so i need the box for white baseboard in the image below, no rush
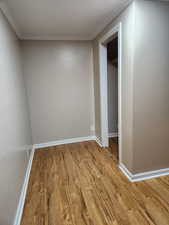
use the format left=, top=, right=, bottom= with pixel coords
left=109, top=132, right=118, bottom=138
left=119, top=163, right=133, bottom=182
left=13, top=147, right=35, bottom=225
left=12, top=139, right=169, bottom=225
left=33, top=136, right=96, bottom=149
left=95, top=136, right=103, bottom=147
left=119, top=163, right=169, bottom=182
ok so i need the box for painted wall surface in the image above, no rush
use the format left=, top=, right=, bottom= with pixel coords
left=0, top=10, right=32, bottom=225
left=93, top=0, right=169, bottom=173
left=22, top=41, right=95, bottom=144
left=93, top=2, right=135, bottom=170
left=132, top=0, right=169, bottom=173
left=93, top=40, right=101, bottom=139
left=107, top=62, right=118, bottom=134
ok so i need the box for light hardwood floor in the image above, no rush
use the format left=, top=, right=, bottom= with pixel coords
left=21, top=139, right=169, bottom=225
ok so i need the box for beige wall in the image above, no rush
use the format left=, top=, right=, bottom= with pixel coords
left=22, top=41, right=95, bottom=144
left=93, top=2, right=135, bottom=170
left=93, top=0, right=169, bottom=174
left=0, top=10, right=32, bottom=225
left=132, top=0, right=169, bottom=173
left=107, top=62, right=118, bottom=134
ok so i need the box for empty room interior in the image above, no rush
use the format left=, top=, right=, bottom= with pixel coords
left=1, top=0, right=169, bottom=225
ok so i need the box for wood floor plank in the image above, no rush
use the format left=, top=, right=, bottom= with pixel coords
left=21, top=139, right=169, bottom=225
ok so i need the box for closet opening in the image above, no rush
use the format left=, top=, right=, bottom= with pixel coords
left=99, top=23, right=122, bottom=165
left=107, top=35, right=119, bottom=161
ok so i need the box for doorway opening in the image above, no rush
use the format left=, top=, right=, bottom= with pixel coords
left=107, top=35, right=119, bottom=160
left=99, top=23, right=122, bottom=165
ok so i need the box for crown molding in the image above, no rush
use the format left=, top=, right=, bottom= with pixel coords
left=90, top=0, right=132, bottom=40
left=0, top=1, right=21, bottom=38
left=21, top=35, right=93, bottom=41
left=22, top=0, right=131, bottom=42
left=0, top=0, right=132, bottom=41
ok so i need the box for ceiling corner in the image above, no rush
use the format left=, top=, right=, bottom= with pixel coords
left=0, top=1, right=21, bottom=38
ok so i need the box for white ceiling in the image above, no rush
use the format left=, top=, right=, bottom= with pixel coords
left=2, top=0, right=131, bottom=40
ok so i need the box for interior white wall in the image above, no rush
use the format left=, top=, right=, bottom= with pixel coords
left=0, top=10, right=32, bottom=225
left=93, top=2, right=135, bottom=170
left=22, top=41, right=95, bottom=144
left=1, top=3, right=169, bottom=223
left=93, top=0, right=169, bottom=174
left=107, top=61, right=118, bottom=134
left=132, top=0, right=169, bottom=173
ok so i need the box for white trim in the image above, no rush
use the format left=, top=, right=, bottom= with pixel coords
left=95, top=136, right=103, bottom=147
left=119, top=163, right=133, bottom=182
left=99, top=22, right=122, bottom=164
left=90, top=0, right=132, bottom=40
left=33, top=136, right=96, bottom=149
left=13, top=147, right=35, bottom=225
left=21, top=35, right=93, bottom=41
left=119, top=163, right=169, bottom=182
left=99, top=24, right=119, bottom=44
left=118, top=23, right=123, bottom=164
left=99, top=44, right=109, bottom=147
left=0, top=1, right=21, bottom=38
left=108, top=132, right=118, bottom=138
left=0, top=0, right=132, bottom=41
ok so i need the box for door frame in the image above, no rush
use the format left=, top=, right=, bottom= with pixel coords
left=99, top=22, right=122, bottom=164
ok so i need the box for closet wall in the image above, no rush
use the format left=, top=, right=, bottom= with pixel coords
left=107, top=61, right=118, bottom=135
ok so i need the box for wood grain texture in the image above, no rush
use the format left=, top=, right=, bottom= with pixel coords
left=21, top=139, right=169, bottom=225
